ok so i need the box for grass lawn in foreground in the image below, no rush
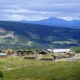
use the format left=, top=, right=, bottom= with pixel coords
left=0, top=57, right=80, bottom=80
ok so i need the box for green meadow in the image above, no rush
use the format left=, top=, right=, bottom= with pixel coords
left=0, top=57, right=80, bottom=80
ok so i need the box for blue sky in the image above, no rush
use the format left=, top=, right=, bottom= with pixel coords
left=0, top=0, right=80, bottom=21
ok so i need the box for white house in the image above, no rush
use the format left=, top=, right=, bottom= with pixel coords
left=47, top=49, right=70, bottom=54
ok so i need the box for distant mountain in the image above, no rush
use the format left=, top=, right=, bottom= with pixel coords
left=0, top=21, right=80, bottom=49
left=21, top=17, right=80, bottom=29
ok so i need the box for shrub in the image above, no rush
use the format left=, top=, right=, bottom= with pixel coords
left=0, top=71, right=3, bottom=78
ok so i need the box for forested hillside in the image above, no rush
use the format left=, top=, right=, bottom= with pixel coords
left=0, top=21, right=80, bottom=49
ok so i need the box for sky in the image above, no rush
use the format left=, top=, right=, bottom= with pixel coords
left=0, top=0, right=80, bottom=21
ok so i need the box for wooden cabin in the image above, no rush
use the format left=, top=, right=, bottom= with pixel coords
left=16, top=51, right=24, bottom=56
left=52, top=53, right=61, bottom=60
left=66, top=52, right=75, bottom=57
left=7, top=51, right=16, bottom=56
left=27, top=50, right=37, bottom=55
left=16, top=50, right=31, bottom=56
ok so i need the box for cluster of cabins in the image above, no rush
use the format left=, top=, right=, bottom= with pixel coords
left=39, top=49, right=75, bottom=61
left=0, top=49, right=75, bottom=61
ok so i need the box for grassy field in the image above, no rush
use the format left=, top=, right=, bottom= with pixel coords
left=0, top=57, right=80, bottom=80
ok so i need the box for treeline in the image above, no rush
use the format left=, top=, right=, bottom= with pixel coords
left=71, top=47, right=80, bottom=53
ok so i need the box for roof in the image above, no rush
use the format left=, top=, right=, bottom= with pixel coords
left=53, top=49, right=70, bottom=53
left=47, top=49, right=70, bottom=53
left=47, top=49, right=53, bottom=52
left=0, top=53, right=6, bottom=56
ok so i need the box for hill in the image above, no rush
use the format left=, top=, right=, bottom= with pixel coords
left=21, top=17, right=80, bottom=29
left=0, top=21, right=80, bottom=49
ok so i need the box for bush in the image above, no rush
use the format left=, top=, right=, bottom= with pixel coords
left=0, top=71, right=3, bottom=78
left=72, top=47, right=80, bottom=53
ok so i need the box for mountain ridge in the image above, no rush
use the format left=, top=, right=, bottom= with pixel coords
left=21, top=17, right=80, bottom=29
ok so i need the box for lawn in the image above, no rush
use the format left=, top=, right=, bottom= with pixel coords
left=0, top=57, right=80, bottom=80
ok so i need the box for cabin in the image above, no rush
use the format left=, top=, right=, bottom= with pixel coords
left=66, top=52, right=75, bottom=57
left=16, top=50, right=34, bottom=56
left=16, top=51, right=24, bottom=56
left=27, top=50, right=34, bottom=55
left=52, top=55, right=59, bottom=60
left=52, top=53, right=61, bottom=60
left=7, top=51, right=16, bottom=56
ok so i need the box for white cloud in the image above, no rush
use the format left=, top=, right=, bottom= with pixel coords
left=2, top=4, right=20, bottom=8
left=58, top=17, right=80, bottom=21
left=2, top=9, right=28, bottom=13
left=0, top=0, right=80, bottom=21
left=5, top=14, right=49, bottom=21
left=5, top=14, right=25, bottom=21
left=2, top=8, right=57, bottom=15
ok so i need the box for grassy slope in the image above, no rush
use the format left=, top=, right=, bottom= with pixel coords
left=0, top=21, right=80, bottom=49
left=0, top=57, right=80, bottom=80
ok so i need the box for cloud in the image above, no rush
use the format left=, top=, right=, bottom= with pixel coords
left=58, top=17, right=80, bottom=21
left=0, top=0, right=80, bottom=21
left=5, top=14, right=49, bottom=21
left=1, top=8, right=58, bottom=15
left=5, top=14, right=25, bottom=21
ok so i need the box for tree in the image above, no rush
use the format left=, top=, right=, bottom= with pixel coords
left=0, top=71, right=3, bottom=78
left=71, top=47, right=80, bottom=53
